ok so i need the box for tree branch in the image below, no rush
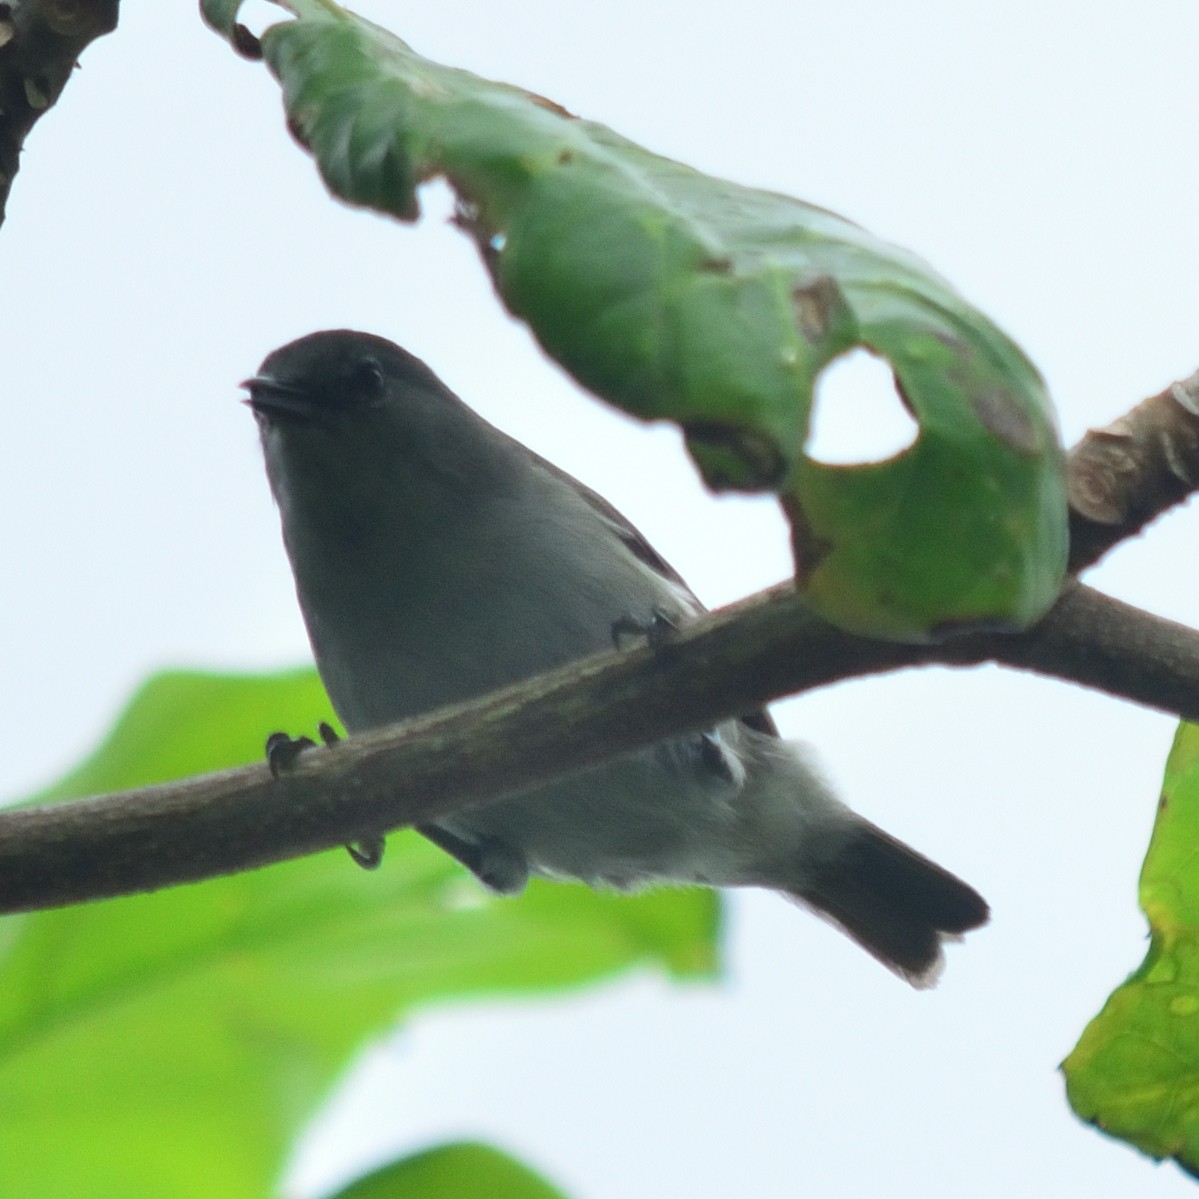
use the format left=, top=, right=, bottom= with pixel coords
left=0, top=0, right=119, bottom=222
left=2, top=577, right=1198, bottom=913
left=1067, top=366, right=1199, bottom=571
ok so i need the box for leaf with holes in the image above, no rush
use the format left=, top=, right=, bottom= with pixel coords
left=203, top=0, right=1068, bottom=640
left=0, top=669, right=719, bottom=1199
left=1063, top=722, right=1199, bottom=1176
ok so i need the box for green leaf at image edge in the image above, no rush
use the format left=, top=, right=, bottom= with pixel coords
left=1063, top=722, right=1199, bottom=1177
left=327, top=1141, right=569, bottom=1199
left=0, top=669, right=719, bottom=1199
left=204, top=0, right=1067, bottom=642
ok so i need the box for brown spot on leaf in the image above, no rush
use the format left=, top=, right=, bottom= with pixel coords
left=527, top=91, right=576, bottom=119
left=933, top=329, right=968, bottom=354
left=699, top=256, right=734, bottom=274
left=972, top=388, right=1038, bottom=454
left=793, top=276, right=848, bottom=344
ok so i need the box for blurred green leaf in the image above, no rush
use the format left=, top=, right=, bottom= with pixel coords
left=0, top=669, right=719, bottom=1199
left=203, top=0, right=1068, bottom=641
left=328, top=1141, right=568, bottom=1199
left=1063, top=722, right=1199, bottom=1176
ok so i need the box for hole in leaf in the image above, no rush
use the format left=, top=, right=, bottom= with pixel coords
left=806, top=348, right=919, bottom=466
left=418, top=179, right=461, bottom=224
left=233, top=0, right=286, bottom=38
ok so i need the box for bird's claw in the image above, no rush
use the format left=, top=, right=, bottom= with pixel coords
left=264, top=730, right=317, bottom=778
left=347, top=836, right=385, bottom=870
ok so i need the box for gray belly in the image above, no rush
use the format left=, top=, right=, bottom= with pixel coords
left=434, top=731, right=747, bottom=889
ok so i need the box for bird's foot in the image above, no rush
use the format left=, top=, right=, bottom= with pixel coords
left=264, top=723, right=385, bottom=870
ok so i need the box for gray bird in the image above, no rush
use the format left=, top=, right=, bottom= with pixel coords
left=247, top=329, right=988, bottom=986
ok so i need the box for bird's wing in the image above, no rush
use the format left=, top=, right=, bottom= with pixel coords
left=528, top=448, right=780, bottom=740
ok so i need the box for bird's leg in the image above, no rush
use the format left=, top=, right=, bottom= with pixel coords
left=263, top=723, right=386, bottom=870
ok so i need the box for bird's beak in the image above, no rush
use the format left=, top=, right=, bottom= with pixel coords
left=241, top=375, right=318, bottom=422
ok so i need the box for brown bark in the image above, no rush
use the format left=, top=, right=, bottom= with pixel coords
left=0, top=0, right=119, bottom=222
left=1068, top=368, right=1199, bottom=572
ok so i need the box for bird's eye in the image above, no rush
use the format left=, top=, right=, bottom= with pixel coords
left=346, top=357, right=385, bottom=403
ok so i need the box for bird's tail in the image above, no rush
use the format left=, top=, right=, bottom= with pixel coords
left=788, top=818, right=989, bottom=988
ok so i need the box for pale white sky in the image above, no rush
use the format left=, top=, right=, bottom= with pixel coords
left=3, top=1, right=1198, bottom=1196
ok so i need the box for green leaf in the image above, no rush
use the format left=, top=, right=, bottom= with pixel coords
left=0, top=669, right=719, bottom=1199
left=198, top=0, right=245, bottom=35
left=205, top=0, right=1068, bottom=641
left=327, top=1142, right=569, bottom=1199
left=1063, top=722, right=1199, bottom=1176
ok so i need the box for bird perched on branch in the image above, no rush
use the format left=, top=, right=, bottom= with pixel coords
left=247, top=329, right=988, bottom=987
